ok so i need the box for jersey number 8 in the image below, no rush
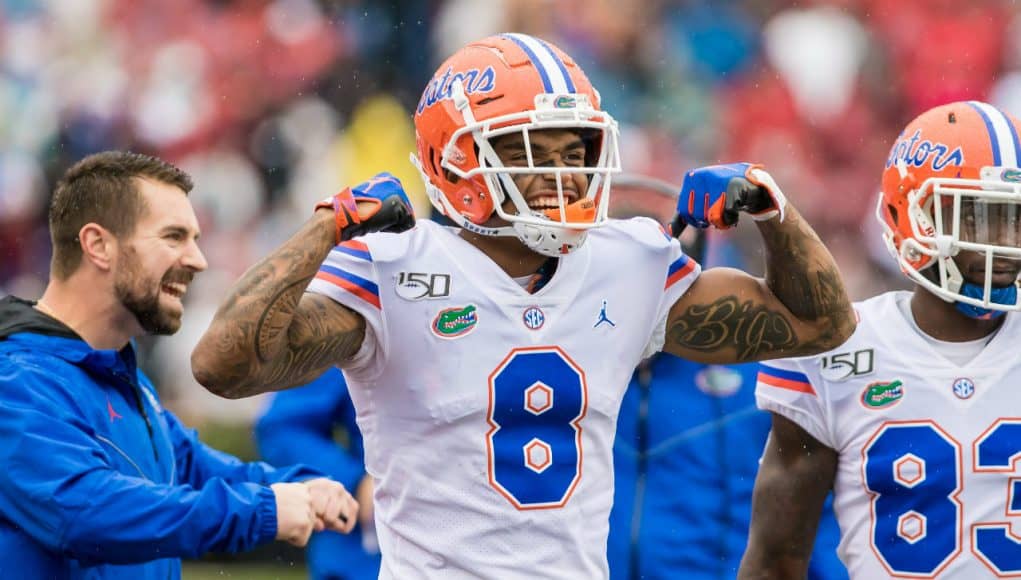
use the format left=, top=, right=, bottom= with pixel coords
left=486, top=347, right=588, bottom=510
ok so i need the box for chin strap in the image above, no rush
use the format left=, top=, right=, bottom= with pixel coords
left=954, top=282, right=1017, bottom=320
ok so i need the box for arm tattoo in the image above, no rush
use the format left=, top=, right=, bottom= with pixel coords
left=256, top=277, right=313, bottom=363
left=667, top=295, right=797, bottom=361
left=664, top=208, right=852, bottom=362
left=220, top=242, right=323, bottom=367
left=273, top=293, right=365, bottom=384
left=193, top=214, right=362, bottom=396
left=214, top=323, right=363, bottom=399
left=761, top=211, right=848, bottom=323
left=263, top=329, right=363, bottom=388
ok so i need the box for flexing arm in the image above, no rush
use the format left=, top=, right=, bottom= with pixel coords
left=663, top=165, right=854, bottom=363
left=192, top=212, right=365, bottom=398
left=192, top=174, right=414, bottom=398
left=738, top=413, right=838, bottom=579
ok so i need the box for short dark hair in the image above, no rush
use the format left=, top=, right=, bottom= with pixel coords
left=49, top=151, right=193, bottom=280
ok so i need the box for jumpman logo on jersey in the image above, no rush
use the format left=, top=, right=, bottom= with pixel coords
left=594, top=300, right=615, bottom=328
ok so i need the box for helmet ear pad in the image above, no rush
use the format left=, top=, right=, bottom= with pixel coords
left=417, top=121, right=494, bottom=224
left=883, top=167, right=935, bottom=272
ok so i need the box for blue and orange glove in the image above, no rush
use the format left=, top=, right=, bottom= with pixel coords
left=315, top=172, right=416, bottom=244
left=671, top=162, right=787, bottom=235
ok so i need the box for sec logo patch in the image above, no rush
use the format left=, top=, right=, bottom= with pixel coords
left=523, top=306, right=545, bottom=330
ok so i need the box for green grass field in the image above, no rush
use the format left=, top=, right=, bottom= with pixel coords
left=182, top=543, right=308, bottom=580
left=183, top=561, right=307, bottom=579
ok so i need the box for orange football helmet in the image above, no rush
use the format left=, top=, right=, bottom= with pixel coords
left=878, top=101, right=1021, bottom=313
left=411, top=33, right=621, bottom=256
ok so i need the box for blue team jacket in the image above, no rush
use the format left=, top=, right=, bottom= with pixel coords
left=255, top=368, right=381, bottom=580
left=0, top=296, right=322, bottom=579
left=609, top=353, right=848, bottom=580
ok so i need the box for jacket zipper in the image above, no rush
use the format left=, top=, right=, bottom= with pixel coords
left=116, top=372, right=160, bottom=462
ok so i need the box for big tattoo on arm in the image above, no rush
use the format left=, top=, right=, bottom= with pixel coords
left=665, top=206, right=853, bottom=362
left=192, top=213, right=365, bottom=398
left=667, top=293, right=799, bottom=361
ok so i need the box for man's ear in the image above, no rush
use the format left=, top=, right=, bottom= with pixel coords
left=78, top=223, right=116, bottom=272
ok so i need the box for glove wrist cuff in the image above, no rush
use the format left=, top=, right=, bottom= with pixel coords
left=315, top=188, right=361, bottom=245
left=746, top=167, right=787, bottom=223
left=312, top=172, right=416, bottom=244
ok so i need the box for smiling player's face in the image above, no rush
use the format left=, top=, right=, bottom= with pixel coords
left=491, top=129, right=590, bottom=216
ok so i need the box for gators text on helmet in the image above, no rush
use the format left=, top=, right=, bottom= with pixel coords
left=412, top=33, right=622, bottom=257
left=878, top=101, right=1021, bottom=315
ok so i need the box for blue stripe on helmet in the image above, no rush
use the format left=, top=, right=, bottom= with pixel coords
left=1006, top=111, right=1021, bottom=166
left=536, top=38, right=576, bottom=93
left=503, top=34, right=554, bottom=93
left=966, top=101, right=1021, bottom=166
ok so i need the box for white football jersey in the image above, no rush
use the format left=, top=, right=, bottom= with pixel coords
left=757, top=291, right=1021, bottom=579
left=307, top=218, right=699, bottom=579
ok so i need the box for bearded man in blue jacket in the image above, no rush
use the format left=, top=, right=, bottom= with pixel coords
left=0, top=151, right=359, bottom=579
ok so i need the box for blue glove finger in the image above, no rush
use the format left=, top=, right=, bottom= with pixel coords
left=685, top=170, right=706, bottom=227
left=677, top=163, right=753, bottom=229
left=678, top=168, right=713, bottom=228
left=352, top=172, right=411, bottom=206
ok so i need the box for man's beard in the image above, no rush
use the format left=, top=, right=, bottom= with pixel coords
left=115, top=251, right=187, bottom=336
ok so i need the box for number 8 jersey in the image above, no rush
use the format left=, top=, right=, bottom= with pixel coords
left=756, top=291, right=1021, bottom=579
left=307, top=218, right=699, bottom=579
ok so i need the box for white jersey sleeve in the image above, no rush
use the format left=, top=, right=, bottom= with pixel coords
left=756, top=358, right=833, bottom=448
left=626, top=217, right=701, bottom=358
left=306, top=238, right=386, bottom=377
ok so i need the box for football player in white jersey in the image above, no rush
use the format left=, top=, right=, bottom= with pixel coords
left=741, top=101, right=1021, bottom=580
left=192, top=34, right=855, bottom=579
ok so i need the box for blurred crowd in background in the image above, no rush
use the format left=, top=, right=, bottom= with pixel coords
left=1, top=0, right=1018, bottom=424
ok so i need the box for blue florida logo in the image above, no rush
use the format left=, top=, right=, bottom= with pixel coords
left=416, top=66, right=496, bottom=114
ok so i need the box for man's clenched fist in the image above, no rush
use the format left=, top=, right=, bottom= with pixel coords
left=271, top=479, right=358, bottom=547
left=303, top=477, right=358, bottom=535
left=271, top=482, right=317, bottom=547
left=315, top=172, right=416, bottom=245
